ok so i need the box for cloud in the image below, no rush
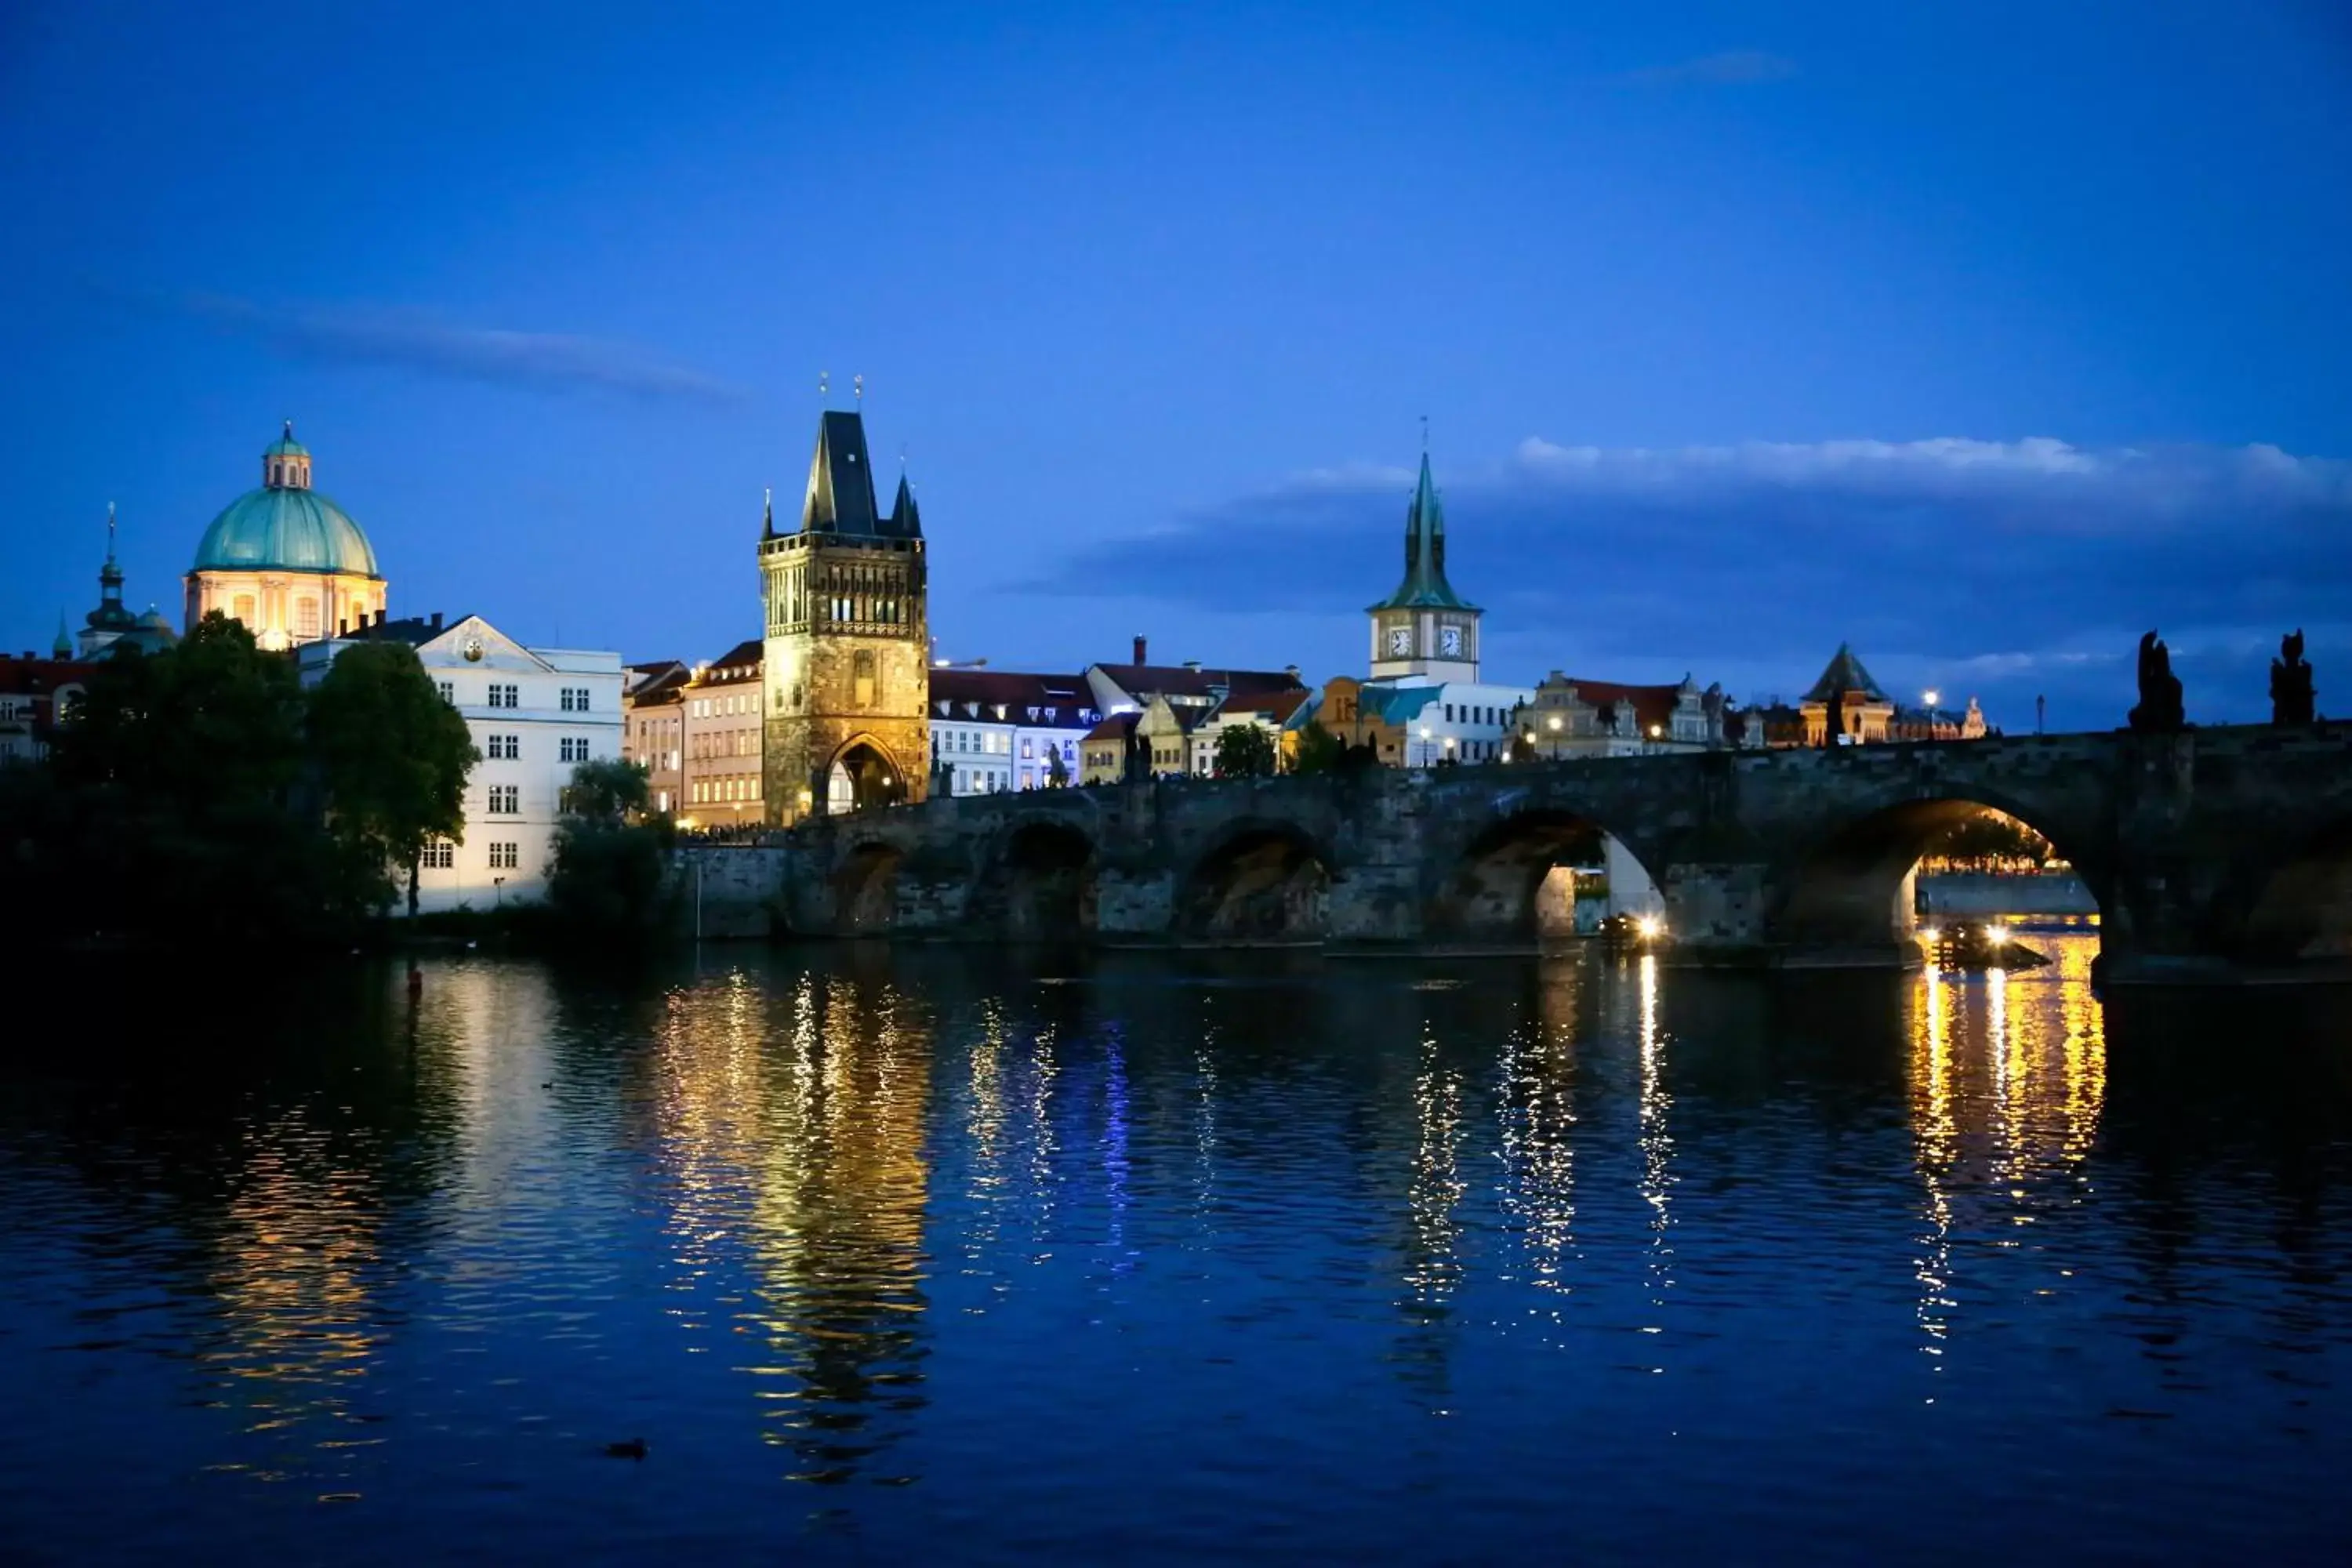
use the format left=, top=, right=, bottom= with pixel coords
left=1014, top=437, right=2352, bottom=728
left=1624, top=50, right=1797, bottom=86
left=141, top=289, right=746, bottom=403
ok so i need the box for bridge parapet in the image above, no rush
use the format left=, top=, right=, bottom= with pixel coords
left=763, top=724, right=2352, bottom=984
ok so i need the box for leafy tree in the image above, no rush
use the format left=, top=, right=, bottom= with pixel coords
left=548, top=759, right=676, bottom=940
left=1045, top=743, right=1071, bottom=787
left=42, top=613, right=364, bottom=943
left=1291, top=720, right=1348, bottom=775
left=1214, top=722, right=1277, bottom=779
left=1506, top=729, right=1539, bottom=764
left=1924, top=809, right=2055, bottom=870
left=309, top=640, right=480, bottom=914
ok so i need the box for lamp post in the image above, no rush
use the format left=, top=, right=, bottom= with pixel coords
left=1417, top=725, right=1432, bottom=769
left=1646, top=723, right=1662, bottom=753
left=1922, top=688, right=1940, bottom=742
left=1546, top=713, right=1563, bottom=761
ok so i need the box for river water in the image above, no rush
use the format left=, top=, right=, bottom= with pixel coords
left=3, top=932, right=2350, bottom=1563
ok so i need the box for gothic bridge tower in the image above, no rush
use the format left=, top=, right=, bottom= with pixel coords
left=1367, top=452, right=1482, bottom=683
left=761, top=408, right=929, bottom=825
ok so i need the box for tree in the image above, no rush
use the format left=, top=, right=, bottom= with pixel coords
left=1506, top=729, right=1539, bottom=764
left=548, top=759, right=675, bottom=940
left=309, top=640, right=480, bottom=914
left=1045, top=743, right=1071, bottom=787
left=1214, top=722, right=1277, bottom=779
left=1291, top=720, right=1348, bottom=775
left=1925, top=809, right=2054, bottom=871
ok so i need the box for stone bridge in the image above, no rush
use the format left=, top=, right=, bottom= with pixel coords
left=771, top=723, right=2352, bottom=985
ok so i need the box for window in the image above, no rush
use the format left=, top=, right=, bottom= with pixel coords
left=488, top=784, right=521, bottom=814
left=1445, top=704, right=1454, bottom=722
left=853, top=650, right=876, bottom=708
left=560, top=736, right=588, bottom=763
left=421, top=840, right=455, bottom=869
left=488, top=842, right=520, bottom=870
left=561, top=687, right=590, bottom=712
left=295, top=598, right=321, bottom=641
left=488, top=733, right=519, bottom=760
left=488, top=683, right=520, bottom=709
left=233, top=593, right=256, bottom=624
left=437, top=680, right=456, bottom=704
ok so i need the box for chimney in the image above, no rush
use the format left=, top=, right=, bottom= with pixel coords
left=376, top=608, right=388, bottom=626
left=430, top=611, right=443, bottom=631
left=1183, top=659, right=1202, bottom=672
left=1283, top=664, right=1300, bottom=679
left=338, top=619, right=348, bottom=637
left=1133, top=634, right=1148, bottom=666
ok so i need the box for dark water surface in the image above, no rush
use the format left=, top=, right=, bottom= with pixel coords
left=5, top=934, right=2352, bottom=1563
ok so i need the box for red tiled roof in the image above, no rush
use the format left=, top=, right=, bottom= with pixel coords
left=1217, top=688, right=1310, bottom=724
left=931, top=668, right=1098, bottom=727
left=1083, top=711, right=1142, bottom=743
left=1555, top=677, right=1687, bottom=735
left=695, top=639, right=764, bottom=681
left=0, top=657, right=93, bottom=697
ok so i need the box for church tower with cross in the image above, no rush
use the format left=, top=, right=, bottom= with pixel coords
left=1366, top=448, right=1481, bottom=684
left=759, top=398, right=930, bottom=825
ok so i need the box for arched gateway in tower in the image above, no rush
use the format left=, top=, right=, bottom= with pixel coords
left=760, top=408, right=930, bottom=826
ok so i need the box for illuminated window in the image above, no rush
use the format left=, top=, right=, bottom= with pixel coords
left=233, top=593, right=257, bottom=624
left=853, top=650, right=876, bottom=707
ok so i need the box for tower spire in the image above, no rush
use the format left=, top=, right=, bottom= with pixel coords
left=761, top=485, right=775, bottom=540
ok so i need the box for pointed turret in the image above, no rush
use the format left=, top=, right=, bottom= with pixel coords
left=887, top=471, right=924, bottom=539
left=798, top=410, right=882, bottom=535
left=1802, top=643, right=1889, bottom=703
left=52, top=614, right=72, bottom=659
left=761, top=485, right=775, bottom=541
left=1369, top=453, right=1475, bottom=612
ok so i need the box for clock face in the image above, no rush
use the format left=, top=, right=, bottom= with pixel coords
left=462, top=636, right=485, bottom=662
left=1439, top=625, right=1464, bottom=656
left=1386, top=626, right=1413, bottom=656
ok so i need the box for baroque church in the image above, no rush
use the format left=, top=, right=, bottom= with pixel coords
left=760, top=408, right=931, bottom=826
left=185, top=423, right=387, bottom=649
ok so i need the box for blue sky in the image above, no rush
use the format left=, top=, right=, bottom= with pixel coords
left=3, top=1, right=2347, bottom=728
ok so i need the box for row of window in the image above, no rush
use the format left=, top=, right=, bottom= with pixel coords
left=421, top=840, right=524, bottom=871
left=1443, top=702, right=1512, bottom=726
left=559, top=687, right=593, bottom=711
left=482, top=733, right=596, bottom=762
left=690, top=730, right=757, bottom=760
left=691, top=693, right=755, bottom=717
left=443, top=683, right=595, bottom=712
left=691, top=777, right=760, bottom=804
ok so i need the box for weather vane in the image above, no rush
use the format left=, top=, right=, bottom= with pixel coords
left=853, top=372, right=865, bottom=406
left=818, top=369, right=829, bottom=402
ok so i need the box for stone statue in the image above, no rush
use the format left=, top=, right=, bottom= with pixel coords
left=2270, top=629, right=2316, bottom=725
left=2127, top=630, right=2185, bottom=732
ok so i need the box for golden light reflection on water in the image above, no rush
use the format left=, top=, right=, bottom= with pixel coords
left=653, top=966, right=934, bottom=1484
left=1403, top=1030, right=1466, bottom=1305
left=1635, top=954, right=1677, bottom=1323
left=1908, top=932, right=2108, bottom=1388
left=1497, top=960, right=1581, bottom=1297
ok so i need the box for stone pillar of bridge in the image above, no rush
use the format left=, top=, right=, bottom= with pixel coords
left=1655, top=860, right=1779, bottom=964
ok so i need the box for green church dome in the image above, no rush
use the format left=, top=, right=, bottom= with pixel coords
left=192, top=486, right=379, bottom=576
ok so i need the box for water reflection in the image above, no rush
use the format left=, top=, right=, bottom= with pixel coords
left=653, top=961, right=933, bottom=1484
left=2, top=938, right=2349, bottom=1563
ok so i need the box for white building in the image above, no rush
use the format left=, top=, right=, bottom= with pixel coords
left=928, top=668, right=1100, bottom=796
left=298, top=612, right=623, bottom=912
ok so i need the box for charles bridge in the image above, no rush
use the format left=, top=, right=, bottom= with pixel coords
left=686, top=722, right=2352, bottom=986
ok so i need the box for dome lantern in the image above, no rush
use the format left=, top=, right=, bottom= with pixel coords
left=263, top=419, right=312, bottom=492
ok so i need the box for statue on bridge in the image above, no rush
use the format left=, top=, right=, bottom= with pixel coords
left=2127, top=630, right=2186, bottom=733
left=2270, top=629, right=2316, bottom=726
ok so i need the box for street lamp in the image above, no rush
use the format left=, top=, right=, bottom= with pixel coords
left=1417, top=725, right=1432, bottom=769
left=1922, top=689, right=1941, bottom=742
left=1546, top=712, right=1563, bottom=761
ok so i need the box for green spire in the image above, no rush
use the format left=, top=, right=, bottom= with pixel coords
left=53, top=613, right=72, bottom=659
left=1367, top=452, right=1475, bottom=612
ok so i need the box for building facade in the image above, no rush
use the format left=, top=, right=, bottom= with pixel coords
left=682, top=639, right=765, bottom=827
left=0, top=657, right=89, bottom=767
left=621, top=660, right=687, bottom=817
left=760, top=411, right=930, bottom=824
left=928, top=668, right=1098, bottom=796
left=186, top=424, right=387, bottom=650
left=296, top=614, right=622, bottom=912
left=1521, top=671, right=1744, bottom=758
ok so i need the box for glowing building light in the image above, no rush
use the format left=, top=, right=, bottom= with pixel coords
left=1984, top=924, right=2009, bottom=945
left=1635, top=915, right=1663, bottom=940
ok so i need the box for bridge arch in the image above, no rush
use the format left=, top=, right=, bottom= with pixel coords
left=826, top=734, right=909, bottom=815
left=966, top=818, right=1099, bottom=939
left=833, top=840, right=904, bottom=932
left=1427, top=808, right=1655, bottom=943
left=1769, top=791, right=2107, bottom=960
left=1176, top=819, right=1336, bottom=943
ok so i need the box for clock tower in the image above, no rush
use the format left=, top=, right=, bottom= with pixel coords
left=1367, top=452, right=1480, bottom=683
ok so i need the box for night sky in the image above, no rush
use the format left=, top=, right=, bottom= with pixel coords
left=4, top=2, right=2347, bottom=729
